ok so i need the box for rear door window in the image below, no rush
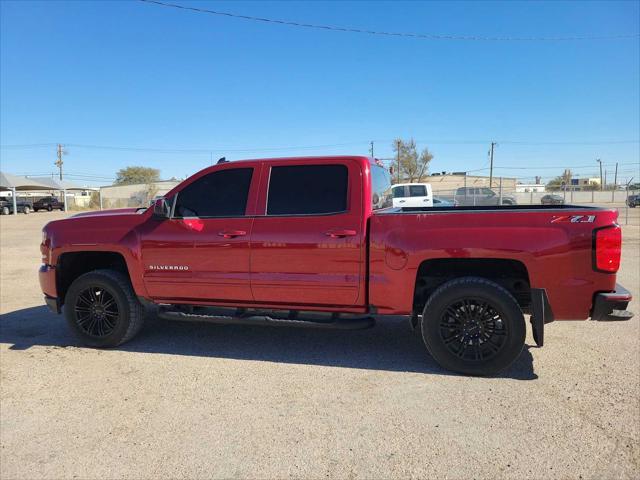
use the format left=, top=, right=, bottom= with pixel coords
left=409, top=185, right=427, bottom=197
left=267, top=164, right=348, bottom=215
left=371, top=163, right=392, bottom=210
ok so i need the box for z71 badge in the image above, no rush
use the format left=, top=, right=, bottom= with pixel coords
left=551, top=215, right=596, bottom=223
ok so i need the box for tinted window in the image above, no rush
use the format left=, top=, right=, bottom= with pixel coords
left=409, top=185, right=427, bottom=197
left=174, top=168, right=253, bottom=218
left=392, top=186, right=406, bottom=198
left=456, top=187, right=467, bottom=195
left=481, top=188, right=494, bottom=195
left=371, top=163, right=393, bottom=210
left=267, top=164, right=347, bottom=215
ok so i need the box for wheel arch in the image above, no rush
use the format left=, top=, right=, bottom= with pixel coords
left=413, top=258, right=531, bottom=321
left=56, top=251, right=134, bottom=306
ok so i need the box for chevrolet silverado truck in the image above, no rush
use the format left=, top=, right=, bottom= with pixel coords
left=39, top=156, right=633, bottom=375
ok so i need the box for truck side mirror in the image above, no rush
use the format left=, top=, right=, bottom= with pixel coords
left=153, top=198, right=170, bottom=219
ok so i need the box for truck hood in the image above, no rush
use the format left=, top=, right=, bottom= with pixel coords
left=71, top=208, right=144, bottom=218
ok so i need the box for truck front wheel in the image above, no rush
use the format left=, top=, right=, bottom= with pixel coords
left=64, top=269, right=144, bottom=347
left=420, top=277, right=525, bottom=376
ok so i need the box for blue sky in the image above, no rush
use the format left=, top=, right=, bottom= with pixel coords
left=1, top=0, right=639, bottom=185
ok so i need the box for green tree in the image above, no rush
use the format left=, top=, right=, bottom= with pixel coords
left=546, top=169, right=572, bottom=191
left=391, top=138, right=433, bottom=183
left=114, top=166, right=160, bottom=185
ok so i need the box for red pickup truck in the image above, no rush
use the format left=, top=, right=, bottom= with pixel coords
left=39, top=156, right=632, bottom=375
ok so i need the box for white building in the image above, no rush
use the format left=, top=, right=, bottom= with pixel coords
left=516, top=183, right=546, bottom=193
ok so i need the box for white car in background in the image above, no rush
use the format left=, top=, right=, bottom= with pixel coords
left=391, top=183, right=434, bottom=208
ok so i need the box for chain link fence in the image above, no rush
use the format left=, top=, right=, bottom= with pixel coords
left=429, top=184, right=639, bottom=225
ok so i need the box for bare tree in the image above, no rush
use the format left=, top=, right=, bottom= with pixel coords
left=392, top=138, right=433, bottom=183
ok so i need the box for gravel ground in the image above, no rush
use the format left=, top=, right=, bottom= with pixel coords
left=1, top=208, right=639, bottom=479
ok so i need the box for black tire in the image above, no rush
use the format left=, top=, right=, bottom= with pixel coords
left=64, top=269, right=144, bottom=347
left=501, top=200, right=514, bottom=206
left=420, top=277, right=525, bottom=376
left=1, top=206, right=9, bottom=215
left=33, top=208, right=38, bottom=212
left=47, top=205, right=53, bottom=211
left=23, top=206, right=30, bottom=214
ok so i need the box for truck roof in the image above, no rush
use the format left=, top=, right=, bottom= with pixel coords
left=227, top=155, right=373, bottom=164
left=187, top=155, right=377, bottom=182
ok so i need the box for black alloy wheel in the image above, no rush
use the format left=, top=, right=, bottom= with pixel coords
left=421, top=277, right=526, bottom=376
left=438, top=298, right=507, bottom=362
left=64, top=269, right=145, bottom=347
left=74, top=286, right=120, bottom=337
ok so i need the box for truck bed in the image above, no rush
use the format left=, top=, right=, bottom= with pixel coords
left=377, top=204, right=601, bottom=214
left=369, top=204, right=618, bottom=318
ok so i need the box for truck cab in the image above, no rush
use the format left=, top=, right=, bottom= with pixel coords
left=391, top=183, right=434, bottom=208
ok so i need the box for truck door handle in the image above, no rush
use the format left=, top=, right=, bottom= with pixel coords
left=325, top=229, right=357, bottom=238
left=218, top=230, right=246, bottom=238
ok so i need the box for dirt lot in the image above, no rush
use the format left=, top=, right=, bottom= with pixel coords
left=1, top=208, right=639, bottom=479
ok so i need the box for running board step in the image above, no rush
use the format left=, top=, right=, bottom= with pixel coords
left=157, top=308, right=375, bottom=330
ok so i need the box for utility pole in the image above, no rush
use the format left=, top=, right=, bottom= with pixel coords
left=612, top=162, right=619, bottom=202
left=369, top=141, right=374, bottom=158
left=597, top=158, right=603, bottom=190
left=396, top=140, right=401, bottom=183
left=55, top=144, right=65, bottom=181
left=489, top=142, right=496, bottom=189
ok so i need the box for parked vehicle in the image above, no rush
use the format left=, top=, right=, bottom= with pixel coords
left=454, top=187, right=517, bottom=206
left=39, top=156, right=632, bottom=375
left=0, top=196, right=32, bottom=214
left=33, top=196, right=64, bottom=212
left=626, top=194, right=639, bottom=208
left=541, top=194, right=565, bottom=205
left=392, top=183, right=433, bottom=208
left=433, top=197, right=457, bottom=207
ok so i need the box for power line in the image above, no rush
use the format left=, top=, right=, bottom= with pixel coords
left=138, top=0, right=640, bottom=42
left=411, top=140, right=640, bottom=145
left=0, top=143, right=58, bottom=149
left=2, top=139, right=637, bottom=153
left=64, top=141, right=367, bottom=154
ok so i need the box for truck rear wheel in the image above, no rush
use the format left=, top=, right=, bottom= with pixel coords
left=64, top=269, right=144, bottom=347
left=420, top=277, right=525, bottom=376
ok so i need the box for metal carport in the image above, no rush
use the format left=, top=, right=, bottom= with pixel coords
left=26, top=177, right=88, bottom=212
left=0, top=172, right=51, bottom=215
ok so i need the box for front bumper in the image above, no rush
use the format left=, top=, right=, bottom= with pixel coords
left=39, top=264, right=60, bottom=313
left=44, top=295, right=61, bottom=314
left=591, top=284, right=633, bottom=321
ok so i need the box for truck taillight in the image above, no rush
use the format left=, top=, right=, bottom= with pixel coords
left=594, top=225, right=621, bottom=273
